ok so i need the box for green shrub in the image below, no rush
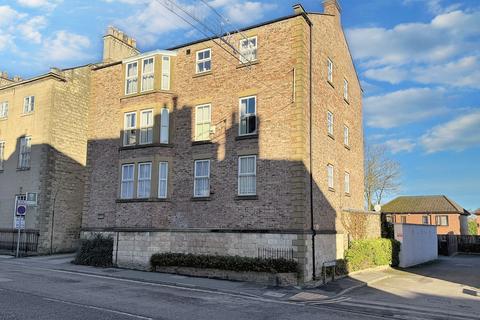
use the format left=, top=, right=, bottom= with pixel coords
left=150, top=253, right=298, bottom=274
left=344, top=238, right=400, bottom=272
left=73, top=234, right=113, bottom=267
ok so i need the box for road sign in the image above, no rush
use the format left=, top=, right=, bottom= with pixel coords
left=16, top=200, right=27, bottom=216
left=15, top=216, right=25, bottom=230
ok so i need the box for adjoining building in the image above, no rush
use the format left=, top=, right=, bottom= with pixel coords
left=382, top=195, right=470, bottom=235
left=81, top=1, right=366, bottom=282
left=0, top=26, right=139, bottom=254
left=0, top=67, right=91, bottom=253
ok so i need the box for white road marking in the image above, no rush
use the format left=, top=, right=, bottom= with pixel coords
left=43, top=297, right=153, bottom=320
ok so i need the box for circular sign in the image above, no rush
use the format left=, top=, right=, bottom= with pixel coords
left=17, top=205, right=26, bottom=216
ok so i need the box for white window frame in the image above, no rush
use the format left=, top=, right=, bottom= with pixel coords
left=327, top=111, right=334, bottom=136
left=344, top=171, right=350, bottom=194
left=123, top=112, right=137, bottom=146
left=239, top=36, right=258, bottom=63
left=193, top=159, right=210, bottom=198
left=141, top=57, right=155, bottom=92
left=435, top=215, right=449, bottom=226
left=139, top=109, right=153, bottom=145
left=344, top=78, right=349, bottom=100
left=195, top=104, right=211, bottom=141
left=158, top=161, right=169, bottom=199
left=137, top=162, right=152, bottom=199
left=23, top=96, right=34, bottom=114
left=0, top=141, right=4, bottom=171
left=120, top=164, right=135, bottom=199
left=238, top=155, right=257, bottom=196
left=0, top=101, right=8, bottom=118
left=125, top=61, right=138, bottom=95
left=18, top=136, right=31, bottom=169
left=196, top=48, right=211, bottom=74
left=160, top=107, right=169, bottom=144
left=422, top=215, right=429, bottom=225
left=327, top=58, right=333, bottom=83
left=327, top=164, right=334, bottom=190
left=344, top=125, right=349, bottom=147
left=161, top=56, right=170, bottom=90
left=239, top=96, right=257, bottom=136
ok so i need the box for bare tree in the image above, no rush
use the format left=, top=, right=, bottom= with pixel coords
left=364, top=144, right=401, bottom=210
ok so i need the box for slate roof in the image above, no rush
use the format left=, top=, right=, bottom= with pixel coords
left=382, top=195, right=470, bottom=215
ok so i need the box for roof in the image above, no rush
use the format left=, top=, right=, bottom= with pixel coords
left=382, top=195, right=470, bottom=215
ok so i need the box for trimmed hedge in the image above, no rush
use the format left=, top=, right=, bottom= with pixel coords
left=344, top=238, right=400, bottom=272
left=150, top=253, right=298, bottom=274
left=73, top=234, right=113, bottom=267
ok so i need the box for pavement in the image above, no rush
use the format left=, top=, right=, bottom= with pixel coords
left=0, top=253, right=479, bottom=319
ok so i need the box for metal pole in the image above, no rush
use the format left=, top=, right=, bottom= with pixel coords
left=15, top=217, right=21, bottom=258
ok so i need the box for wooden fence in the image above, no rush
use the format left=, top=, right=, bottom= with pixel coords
left=438, top=235, right=480, bottom=255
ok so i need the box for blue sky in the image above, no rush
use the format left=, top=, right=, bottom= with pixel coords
left=1, top=0, right=479, bottom=210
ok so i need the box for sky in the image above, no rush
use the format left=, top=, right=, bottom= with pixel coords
left=0, top=0, right=479, bottom=210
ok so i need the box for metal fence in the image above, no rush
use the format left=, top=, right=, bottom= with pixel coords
left=257, top=247, right=294, bottom=260
left=0, top=229, right=40, bottom=255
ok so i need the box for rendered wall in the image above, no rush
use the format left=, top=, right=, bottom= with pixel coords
left=394, top=223, right=437, bottom=268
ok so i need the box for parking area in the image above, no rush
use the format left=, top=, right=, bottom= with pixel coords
left=344, top=254, right=480, bottom=315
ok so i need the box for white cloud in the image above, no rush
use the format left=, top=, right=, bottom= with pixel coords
left=364, top=87, right=448, bottom=128
left=105, top=0, right=276, bottom=45
left=347, top=9, right=480, bottom=66
left=385, top=138, right=416, bottom=154
left=42, top=31, right=91, bottom=62
left=421, top=110, right=480, bottom=153
left=17, top=0, right=62, bottom=10
left=364, top=66, right=409, bottom=84
left=18, top=16, right=47, bottom=43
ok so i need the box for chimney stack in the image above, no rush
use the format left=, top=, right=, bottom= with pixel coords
left=102, top=26, right=140, bottom=63
left=323, top=0, right=341, bottom=20
left=13, top=76, right=23, bottom=82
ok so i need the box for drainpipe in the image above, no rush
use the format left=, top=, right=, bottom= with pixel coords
left=308, top=18, right=316, bottom=281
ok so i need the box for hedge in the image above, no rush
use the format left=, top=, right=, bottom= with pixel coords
left=73, top=234, right=113, bottom=267
left=344, top=238, right=400, bottom=272
left=150, top=253, right=298, bottom=273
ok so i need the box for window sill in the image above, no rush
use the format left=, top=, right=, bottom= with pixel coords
left=328, top=187, right=335, bottom=192
left=17, top=167, right=30, bottom=171
left=0, top=117, right=7, bottom=121
left=193, top=71, right=212, bottom=78
left=328, top=133, right=335, bottom=140
left=235, top=195, right=258, bottom=200
left=236, top=134, right=258, bottom=141
left=344, top=98, right=350, bottom=105
left=344, top=192, right=351, bottom=197
left=116, top=198, right=170, bottom=203
left=21, top=112, right=34, bottom=117
left=119, top=143, right=173, bottom=151
left=121, top=89, right=175, bottom=100
left=236, top=60, right=260, bottom=69
left=344, top=144, right=350, bottom=150
left=192, top=140, right=212, bottom=146
left=327, top=80, right=334, bottom=89
left=191, top=197, right=211, bottom=201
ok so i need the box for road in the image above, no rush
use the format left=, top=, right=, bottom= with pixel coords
left=0, top=254, right=479, bottom=320
left=0, top=256, right=370, bottom=320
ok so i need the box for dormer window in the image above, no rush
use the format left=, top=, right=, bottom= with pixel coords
left=125, top=62, right=138, bottom=95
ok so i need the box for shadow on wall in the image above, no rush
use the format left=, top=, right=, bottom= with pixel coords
left=0, top=136, right=85, bottom=254
left=83, top=98, right=347, bottom=279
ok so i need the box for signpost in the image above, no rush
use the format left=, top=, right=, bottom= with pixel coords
left=15, top=200, right=27, bottom=258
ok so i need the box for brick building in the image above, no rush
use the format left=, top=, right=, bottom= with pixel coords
left=382, top=195, right=470, bottom=235
left=0, top=66, right=92, bottom=253
left=81, top=1, right=365, bottom=282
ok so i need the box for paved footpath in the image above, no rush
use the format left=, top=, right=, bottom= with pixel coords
left=0, top=254, right=479, bottom=319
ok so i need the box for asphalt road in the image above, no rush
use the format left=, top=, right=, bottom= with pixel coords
left=1, top=255, right=479, bottom=320
left=0, top=258, right=370, bottom=320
